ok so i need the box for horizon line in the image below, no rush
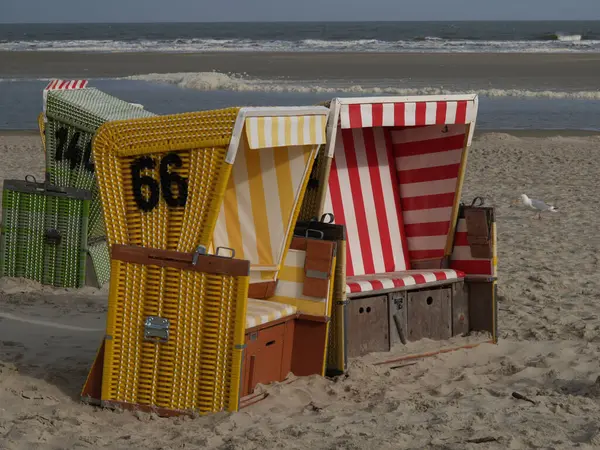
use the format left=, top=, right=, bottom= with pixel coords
left=2, top=19, right=600, bottom=25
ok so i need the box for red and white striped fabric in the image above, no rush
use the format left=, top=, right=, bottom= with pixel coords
left=44, top=79, right=88, bottom=91
left=320, top=96, right=478, bottom=295
left=346, top=269, right=464, bottom=294
left=323, top=127, right=410, bottom=277
left=450, top=219, right=496, bottom=276
left=392, top=124, right=466, bottom=263
left=340, top=100, right=476, bottom=129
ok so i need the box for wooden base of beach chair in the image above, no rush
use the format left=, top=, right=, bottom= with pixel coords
left=242, top=316, right=295, bottom=398
left=452, top=281, right=470, bottom=336
left=466, top=277, right=498, bottom=342
left=346, top=281, right=472, bottom=358
left=80, top=340, right=104, bottom=407
left=292, top=315, right=329, bottom=377
left=388, top=282, right=469, bottom=346
left=241, top=314, right=329, bottom=397
left=347, top=294, right=390, bottom=358
left=405, top=287, right=452, bottom=342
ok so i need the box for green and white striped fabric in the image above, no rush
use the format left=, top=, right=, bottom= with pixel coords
left=0, top=178, right=91, bottom=288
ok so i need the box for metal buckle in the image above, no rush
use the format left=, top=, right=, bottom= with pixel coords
left=215, top=246, right=236, bottom=258
left=305, top=229, right=325, bottom=240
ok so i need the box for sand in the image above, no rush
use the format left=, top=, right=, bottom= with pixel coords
left=2, top=130, right=600, bottom=449
left=2, top=52, right=600, bottom=91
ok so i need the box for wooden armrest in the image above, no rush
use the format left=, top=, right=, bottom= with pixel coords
left=297, top=314, right=329, bottom=323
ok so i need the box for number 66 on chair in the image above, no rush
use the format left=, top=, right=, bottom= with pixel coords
left=130, top=153, right=188, bottom=212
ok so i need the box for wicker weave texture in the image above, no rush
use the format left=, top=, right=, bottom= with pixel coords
left=92, top=108, right=240, bottom=251
left=0, top=180, right=90, bottom=288
left=102, top=255, right=249, bottom=414
left=38, top=112, right=46, bottom=154
left=326, top=238, right=347, bottom=374
left=88, top=239, right=111, bottom=286
left=44, top=88, right=155, bottom=240
left=298, top=144, right=329, bottom=222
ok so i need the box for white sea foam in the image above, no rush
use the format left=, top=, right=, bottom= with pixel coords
left=2, top=38, right=600, bottom=53
left=126, top=71, right=600, bottom=100
left=554, top=32, right=583, bottom=42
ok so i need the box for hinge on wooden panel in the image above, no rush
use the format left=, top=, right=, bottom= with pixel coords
left=192, top=245, right=207, bottom=265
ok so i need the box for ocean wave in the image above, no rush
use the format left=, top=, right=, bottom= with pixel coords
left=126, top=72, right=600, bottom=100
left=2, top=38, right=600, bottom=53
left=553, top=32, right=583, bottom=42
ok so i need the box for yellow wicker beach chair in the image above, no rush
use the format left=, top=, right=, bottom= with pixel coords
left=82, top=108, right=255, bottom=416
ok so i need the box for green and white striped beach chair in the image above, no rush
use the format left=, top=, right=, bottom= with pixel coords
left=42, top=86, right=156, bottom=286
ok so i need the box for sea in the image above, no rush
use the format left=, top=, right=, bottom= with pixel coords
left=1, top=21, right=600, bottom=131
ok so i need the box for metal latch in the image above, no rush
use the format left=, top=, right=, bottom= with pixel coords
left=306, top=269, right=328, bottom=279
left=144, top=316, right=169, bottom=343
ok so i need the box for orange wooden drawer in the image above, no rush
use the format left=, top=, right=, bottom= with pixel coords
left=242, top=318, right=295, bottom=397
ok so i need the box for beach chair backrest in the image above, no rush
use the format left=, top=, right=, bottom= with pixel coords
left=45, top=87, right=156, bottom=241
left=323, top=125, right=410, bottom=277
left=390, top=121, right=470, bottom=263
left=212, top=107, right=329, bottom=282
left=92, top=108, right=241, bottom=251
left=321, top=96, right=478, bottom=276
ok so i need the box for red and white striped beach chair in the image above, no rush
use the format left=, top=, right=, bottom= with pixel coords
left=307, top=95, right=497, bottom=359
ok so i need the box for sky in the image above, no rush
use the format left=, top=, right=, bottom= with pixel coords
left=2, top=0, right=600, bottom=23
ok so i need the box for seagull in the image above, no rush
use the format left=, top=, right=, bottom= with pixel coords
left=520, top=194, right=558, bottom=220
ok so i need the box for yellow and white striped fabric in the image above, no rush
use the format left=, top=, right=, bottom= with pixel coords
left=213, top=114, right=327, bottom=282
left=245, top=115, right=327, bottom=149
left=245, top=298, right=297, bottom=329
left=270, top=249, right=334, bottom=317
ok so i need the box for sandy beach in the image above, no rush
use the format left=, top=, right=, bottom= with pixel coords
left=1, top=128, right=600, bottom=449
left=3, top=51, right=600, bottom=91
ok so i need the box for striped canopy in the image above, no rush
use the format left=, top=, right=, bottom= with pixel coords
left=214, top=106, right=329, bottom=281
left=45, top=79, right=88, bottom=91
left=339, top=97, right=477, bottom=129
left=245, top=114, right=327, bottom=149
